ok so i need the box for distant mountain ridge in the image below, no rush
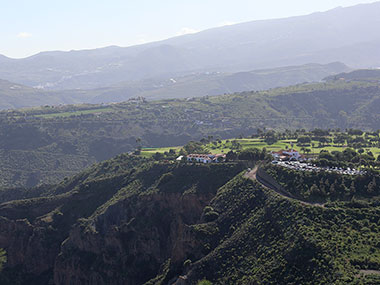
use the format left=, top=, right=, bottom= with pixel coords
left=0, top=2, right=380, bottom=90
left=0, top=62, right=350, bottom=109
left=325, top=68, right=380, bottom=81
left=89, top=62, right=351, bottom=103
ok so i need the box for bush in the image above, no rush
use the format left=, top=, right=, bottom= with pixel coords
left=0, top=249, right=6, bottom=272
left=204, top=211, right=219, bottom=222
left=183, top=259, right=192, bottom=268
left=198, top=280, right=212, bottom=285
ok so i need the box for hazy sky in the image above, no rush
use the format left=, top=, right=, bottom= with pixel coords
left=1, top=0, right=377, bottom=58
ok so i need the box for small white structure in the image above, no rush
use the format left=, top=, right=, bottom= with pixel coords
left=186, top=154, right=226, bottom=163
left=176, top=155, right=184, bottom=161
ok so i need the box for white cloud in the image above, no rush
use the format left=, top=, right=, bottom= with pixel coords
left=218, top=21, right=237, bottom=27
left=177, top=27, right=199, bottom=36
left=17, top=32, right=33, bottom=38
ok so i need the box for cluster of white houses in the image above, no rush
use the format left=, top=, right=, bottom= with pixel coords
left=177, top=153, right=226, bottom=163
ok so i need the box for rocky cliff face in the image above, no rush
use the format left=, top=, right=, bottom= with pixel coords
left=0, top=217, right=59, bottom=275
left=54, top=192, right=212, bottom=284
left=0, top=158, right=243, bottom=284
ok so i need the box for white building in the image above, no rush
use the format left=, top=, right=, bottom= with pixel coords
left=186, top=154, right=225, bottom=163
left=272, top=149, right=302, bottom=161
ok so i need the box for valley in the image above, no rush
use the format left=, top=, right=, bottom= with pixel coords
left=0, top=152, right=378, bottom=284
left=0, top=75, right=378, bottom=188
left=1, top=2, right=380, bottom=284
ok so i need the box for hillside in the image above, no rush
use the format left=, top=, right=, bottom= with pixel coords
left=0, top=79, right=97, bottom=110
left=0, top=79, right=379, bottom=188
left=325, top=68, right=380, bottom=82
left=0, top=155, right=379, bottom=284
left=0, top=79, right=58, bottom=110
left=0, top=62, right=349, bottom=110
left=89, top=62, right=350, bottom=103
left=0, top=2, right=379, bottom=90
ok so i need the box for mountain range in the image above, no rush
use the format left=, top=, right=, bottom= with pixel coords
left=0, top=2, right=380, bottom=92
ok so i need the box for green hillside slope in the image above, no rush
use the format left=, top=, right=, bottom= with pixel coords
left=0, top=79, right=379, bottom=188
left=0, top=155, right=378, bottom=284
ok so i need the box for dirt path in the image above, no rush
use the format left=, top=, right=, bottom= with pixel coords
left=359, top=269, right=380, bottom=276
left=244, top=166, right=325, bottom=208
left=243, top=165, right=258, bottom=180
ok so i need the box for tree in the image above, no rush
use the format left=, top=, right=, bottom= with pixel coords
left=198, top=280, right=212, bottom=285
left=348, top=129, right=363, bottom=136
left=152, top=152, right=164, bottom=161
left=0, top=248, right=6, bottom=272
left=184, top=141, right=207, bottom=154
left=297, top=136, right=311, bottom=144
left=367, top=178, right=377, bottom=194
left=349, top=181, right=356, bottom=195
left=312, top=128, right=330, bottom=137
left=309, top=184, right=319, bottom=197
left=226, top=150, right=237, bottom=161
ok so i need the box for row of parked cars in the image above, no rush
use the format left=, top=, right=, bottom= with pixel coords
left=272, top=160, right=365, bottom=176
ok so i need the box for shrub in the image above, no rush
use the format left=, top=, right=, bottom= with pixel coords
left=0, top=249, right=6, bottom=272
left=204, top=211, right=219, bottom=222
left=198, top=280, right=212, bottom=285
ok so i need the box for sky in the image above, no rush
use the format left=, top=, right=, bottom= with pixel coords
left=0, top=0, right=378, bottom=58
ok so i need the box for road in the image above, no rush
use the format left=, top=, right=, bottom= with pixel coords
left=244, top=165, right=325, bottom=208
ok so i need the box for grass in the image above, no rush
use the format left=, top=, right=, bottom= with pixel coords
left=140, top=138, right=380, bottom=158
left=140, top=146, right=182, bottom=158
left=208, top=138, right=380, bottom=158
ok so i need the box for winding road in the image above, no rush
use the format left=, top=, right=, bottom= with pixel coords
left=244, top=165, right=325, bottom=208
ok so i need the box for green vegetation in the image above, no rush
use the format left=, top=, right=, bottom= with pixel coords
left=138, top=130, right=380, bottom=171
left=203, top=129, right=380, bottom=158
left=0, top=249, right=6, bottom=272
left=186, top=174, right=380, bottom=284
left=0, top=78, right=379, bottom=187
left=34, top=107, right=114, bottom=118
left=0, top=149, right=379, bottom=283
left=197, top=280, right=212, bottom=285
left=0, top=155, right=245, bottom=284
left=264, top=163, right=379, bottom=202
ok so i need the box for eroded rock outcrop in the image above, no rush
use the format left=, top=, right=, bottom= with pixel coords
left=54, top=192, right=211, bottom=285
left=0, top=159, right=243, bottom=284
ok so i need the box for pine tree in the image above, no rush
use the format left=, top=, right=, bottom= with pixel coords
left=0, top=248, right=6, bottom=272
left=367, top=177, right=377, bottom=194
left=349, top=181, right=356, bottom=195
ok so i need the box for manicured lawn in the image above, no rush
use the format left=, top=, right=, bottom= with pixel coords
left=140, top=137, right=380, bottom=158
left=140, top=146, right=181, bottom=158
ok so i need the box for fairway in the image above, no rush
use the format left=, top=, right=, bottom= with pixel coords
left=141, top=137, right=380, bottom=159
left=140, top=146, right=182, bottom=158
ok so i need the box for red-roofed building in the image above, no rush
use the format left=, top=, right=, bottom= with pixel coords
left=272, top=149, right=301, bottom=161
